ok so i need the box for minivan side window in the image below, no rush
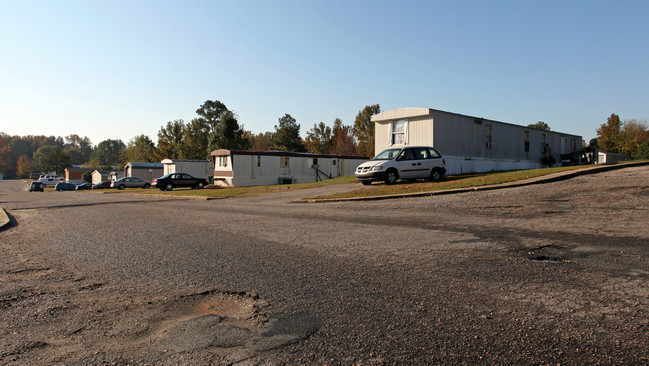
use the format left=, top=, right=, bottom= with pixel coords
left=399, top=149, right=414, bottom=160
left=413, top=148, right=429, bottom=159
left=428, top=148, right=441, bottom=158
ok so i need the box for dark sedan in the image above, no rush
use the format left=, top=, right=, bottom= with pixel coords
left=151, top=173, right=209, bottom=191
left=92, top=181, right=112, bottom=189
left=75, top=183, right=93, bottom=190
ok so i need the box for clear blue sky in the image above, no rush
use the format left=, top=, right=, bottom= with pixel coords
left=1, top=0, right=647, bottom=146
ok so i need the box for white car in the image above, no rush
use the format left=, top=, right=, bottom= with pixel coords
left=355, top=146, right=446, bottom=185
left=38, top=174, right=65, bottom=187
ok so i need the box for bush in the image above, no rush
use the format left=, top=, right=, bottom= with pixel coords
left=540, top=154, right=557, bottom=167
left=637, top=140, right=649, bottom=160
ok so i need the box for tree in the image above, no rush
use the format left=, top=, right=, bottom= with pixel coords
left=619, top=119, right=649, bottom=157
left=0, top=133, right=12, bottom=176
left=528, top=121, right=550, bottom=131
left=16, top=154, right=34, bottom=178
left=637, top=139, right=649, bottom=160
left=91, top=139, right=125, bottom=166
left=209, top=111, right=250, bottom=151
left=122, top=135, right=157, bottom=163
left=182, top=118, right=210, bottom=159
left=196, top=100, right=228, bottom=131
left=82, top=171, right=93, bottom=183
left=273, top=114, right=306, bottom=152
left=305, top=122, right=332, bottom=154
left=156, top=119, right=185, bottom=160
left=65, top=134, right=93, bottom=164
left=247, top=131, right=275, bottom=151
left=330, top=118, right=356, bottom=155
left=34, top=145, right=71, bottom=174
left=597, top=114, right=623, bottom=153
left=354, top=104, right=380, bottom=158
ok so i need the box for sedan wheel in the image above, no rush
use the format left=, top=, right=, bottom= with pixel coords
left=165, top=183, right=173, bottom=191
left=118, top=185, right=125, bottom=190
left=197, top=182, right=204, bottom=189
left=143, top=183, right=151, bottom=189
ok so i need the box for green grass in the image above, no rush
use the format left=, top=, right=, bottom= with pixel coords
left=311, top=166, right=585, bottom=199
left=61, top=165, right=588, bottom=199
left=113, top=175, right=359, bottom=198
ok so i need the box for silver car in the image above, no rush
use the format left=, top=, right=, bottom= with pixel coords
left=110, top=177, right=151, bottom=190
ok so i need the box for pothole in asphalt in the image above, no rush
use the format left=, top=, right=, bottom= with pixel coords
left=129, top=289, right=321, bottom=360
left=525, top=244, right=572, bottom=264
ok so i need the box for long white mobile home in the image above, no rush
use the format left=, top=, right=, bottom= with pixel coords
left=211, top=150, right=368, bottom=187
left=373, top=108, right=583, bottom=175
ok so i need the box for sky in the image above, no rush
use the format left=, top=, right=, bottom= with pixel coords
left=1, top=0, right=647, bottom=146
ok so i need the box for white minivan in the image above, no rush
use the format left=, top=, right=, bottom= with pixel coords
left=355, top=146, right=446, bottom=185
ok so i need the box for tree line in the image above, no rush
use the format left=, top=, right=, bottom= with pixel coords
left=0, top=101, right=381, bottom=178
left=596, top=113, right=649, bottom=159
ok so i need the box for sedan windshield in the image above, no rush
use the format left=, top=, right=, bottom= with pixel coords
left=372, top=148, right=402, bottom=160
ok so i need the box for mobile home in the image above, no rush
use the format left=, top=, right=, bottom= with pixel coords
left=211, top=150, right=368, bottom=187
left=373, top=108, right=583, bottom=175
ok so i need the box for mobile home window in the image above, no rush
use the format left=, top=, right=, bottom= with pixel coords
left=280, top=156, right=290, bottom=168
left=392, top=120, right=406, bottom=145
left=524, top=131, right=530, bottom=152
left=485, top=125, right=492, bottom=149
left=218, top=156, right=227, bottom=167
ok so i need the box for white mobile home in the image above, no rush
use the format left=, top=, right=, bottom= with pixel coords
left=161, top=159, right=212, bottom=179
left=211, top=150, right=368, bottom=187
left=125, top=162, right=164, bottom=181
left=373, top=108, right=583, bottom=175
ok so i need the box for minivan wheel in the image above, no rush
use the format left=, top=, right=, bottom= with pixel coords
left=385, top=169, right=399, bottom=185
left=165, top=183, right=173, bottom=191
left=430, top=169, right=443, bottom=181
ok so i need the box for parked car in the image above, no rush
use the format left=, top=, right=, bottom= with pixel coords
left=28, top=181, right=44, bottom=192
left=75, top=183, right=93, bottom=190
left=151, top=173, right=209, bottom=191
left=92, top=181, right=112, bottom=189
left=54, top=182, right=76, bottom=191
left=110, top=177, right=151, bottom=190
left=355, top=146, right=446, bottom=185
left=38, top=174, right=65, bottom=186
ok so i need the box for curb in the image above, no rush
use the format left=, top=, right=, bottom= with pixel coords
left=0, top=208, right=11, bottom=230
left=300, top=161, right=649, bottom=203
left=101, top=191, right=224, bottom=201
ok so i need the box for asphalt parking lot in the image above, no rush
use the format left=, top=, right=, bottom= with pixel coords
left=1, top=165, right=648, bottom=364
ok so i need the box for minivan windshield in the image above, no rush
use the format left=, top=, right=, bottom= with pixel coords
left=372, top=148, right=402, bottom=160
